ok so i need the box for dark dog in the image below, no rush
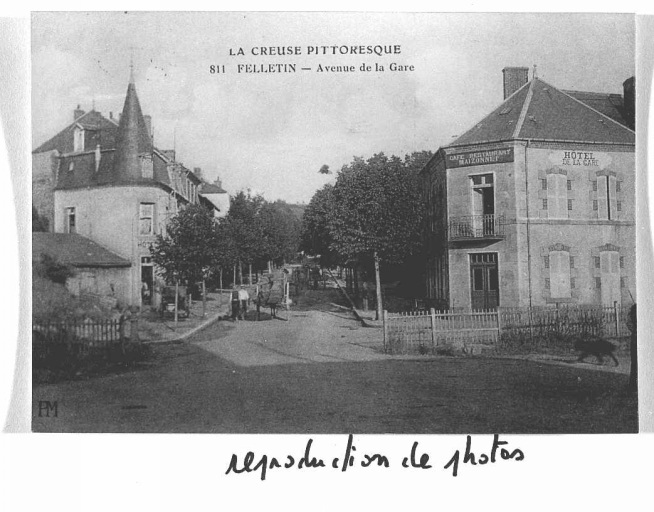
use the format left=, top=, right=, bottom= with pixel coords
left=574, top=338, right=619, bottom=366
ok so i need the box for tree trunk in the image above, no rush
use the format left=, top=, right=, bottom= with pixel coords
left=233, top=265, right=236, bottom=287
left=202, top=279, right=206, bottom=318
left=174, top=279, right=179, bottom=327
left=249, top=263, right=252, bottom=286
left=374, top=251, right=383, bottom=321
left=219, top=268, right=224, bottom=305
left=238, top=260, right=243, bottom=285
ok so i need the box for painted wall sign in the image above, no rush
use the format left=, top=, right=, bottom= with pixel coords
left=548, top=150, right=612, bottom=169
left=446, top=147, right=514, bottom=168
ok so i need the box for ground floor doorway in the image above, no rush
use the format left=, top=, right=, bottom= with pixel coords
left=470, top=252, right=499, bottom=310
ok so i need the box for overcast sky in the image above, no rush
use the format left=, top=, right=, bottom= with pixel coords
left=31, top=12, right=635, bottom=204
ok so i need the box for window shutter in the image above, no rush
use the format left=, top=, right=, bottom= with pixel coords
left=608, top=176, right=617, bottom=219
left=600, top=251, right=621, bottom=306
left=548, top=174, right=567, bottom=219
left=597, top=176, right=608, bottom=220
left=549, top=251, right=571, bottom=298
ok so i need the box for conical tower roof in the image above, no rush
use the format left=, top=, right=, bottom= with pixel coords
left=98, top=73, right=152, bottom=184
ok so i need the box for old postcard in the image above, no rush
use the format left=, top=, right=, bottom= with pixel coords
left=26, top=11, right=644, bottom=435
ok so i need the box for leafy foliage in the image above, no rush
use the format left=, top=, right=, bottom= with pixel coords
left=327, top=152, right=427, bottom=264
left=35, top=253, right=76, bottom=285
left=300, top=184, right=340, bottom=267
left=32, top=206, right=49, bottom=232
left=151, top=203, right=219, bottom=285
left=224, top=190, right=265, bottom=267
left=258, top=200, right=302, bottom=266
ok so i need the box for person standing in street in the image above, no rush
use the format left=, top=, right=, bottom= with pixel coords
left=238, top=286, right=250, bottom=320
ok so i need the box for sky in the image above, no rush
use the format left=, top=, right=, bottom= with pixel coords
left=31, top=12, right=635, bottom=204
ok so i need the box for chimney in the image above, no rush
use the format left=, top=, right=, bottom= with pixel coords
left=109, top=111, right=113, bottom=121
left=95, top=144, right=101, bottom=173
left=74, top=104, right=85, bottom=120
left=623, top=76, right=635, bottom=130
left=193, top=167, right=203, bottom=180
left=144, top=115, right=152, bottom=140
left=502, top=67, right=529, bottom=99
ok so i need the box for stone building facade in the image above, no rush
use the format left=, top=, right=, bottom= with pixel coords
left=42, top=70, right=218, bottom=308
left=422, top=68, right=635, bottom=310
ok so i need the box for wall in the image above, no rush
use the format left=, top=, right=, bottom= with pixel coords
left=66, top=266, right=131, bottom=306
left=32, top=150, right=59, bottom=231
left=521, top=144, right=635, bottom=307
left=54, top=185, right=176, bottom=307
left=440, top=141, right=635, bottom=309
left=444, top=144, right=521, bottom=309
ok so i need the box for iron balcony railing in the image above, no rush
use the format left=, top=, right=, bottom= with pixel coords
left=448, top=214, right=506, bottom=241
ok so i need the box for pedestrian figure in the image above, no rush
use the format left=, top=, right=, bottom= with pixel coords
left=256, top=290, right=265, bottom=321
left=238, top=287, right=250, bottom=320
left=231, top=289, right=240, bottom=321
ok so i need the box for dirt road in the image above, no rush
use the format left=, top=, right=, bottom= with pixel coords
left=32, top=309, right=637, bottom=433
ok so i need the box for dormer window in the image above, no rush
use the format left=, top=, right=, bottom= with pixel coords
left=140, top=154, right=153, bottom=179
left=73, top=126, right=84, bottom=152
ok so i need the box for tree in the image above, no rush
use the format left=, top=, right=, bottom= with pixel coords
left=327, top=153, right=426, bottom=319
left=151, top=203, right=219, bottom=289
left=300, top=184, right=339, bottom=267
left=224, top=190, right=265, bottom=282
left=259, top=200, right=302, bottom=267
left=32, top=206, right=49, bottom=232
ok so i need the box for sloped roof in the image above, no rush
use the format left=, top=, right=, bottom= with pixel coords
left=98, top=80, right=153, bottom=185
left=449, top=82, right=531, bottom=146
left=449, top=78, right=634, bottom=148
left=33, top=110, right=119, bottom=154
left=56, top=148, right=173, bottom=190
left=200, top=182, right=228, bottom=194
left=563, top=90, right=629, bottom=127
left=33, top=233, right=131, bottom=268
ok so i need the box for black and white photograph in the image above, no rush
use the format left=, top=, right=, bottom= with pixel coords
left=26, top=11, right=641, bottom=436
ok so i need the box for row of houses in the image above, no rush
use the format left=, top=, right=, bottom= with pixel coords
left=32, top=64, right=636, bottom=313
left=421, top=67, right=636, bottom=310
left=32, top=66, right=230, bottom=309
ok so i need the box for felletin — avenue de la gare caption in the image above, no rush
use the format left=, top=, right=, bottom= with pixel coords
left=210, top=44, right=415, bottom=74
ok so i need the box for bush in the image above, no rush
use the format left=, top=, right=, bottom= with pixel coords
left=33, top=332, right=151, bottom=384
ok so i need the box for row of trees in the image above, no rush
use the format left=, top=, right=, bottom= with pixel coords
left=151, top=191, right=302, bottom=295
left=300, top=151, right=433, bottom=320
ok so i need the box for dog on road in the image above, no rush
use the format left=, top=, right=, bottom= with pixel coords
left=574, top=338, right=619, bottom=366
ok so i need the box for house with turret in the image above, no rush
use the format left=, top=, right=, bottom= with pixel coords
left=421, top=67, right=635, bottom=310
left=33, top=67, right=224, bottom=308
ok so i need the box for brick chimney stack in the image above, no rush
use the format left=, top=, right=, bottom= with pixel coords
left=623, top=76, right=635, bottom=130
left=502, top=67, right=530, bottom=99
left=74, top=104, right=85, bottom=120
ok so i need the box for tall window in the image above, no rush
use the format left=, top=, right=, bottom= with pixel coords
left=549, top=246, right=571, bottom=299
left=600, top=250, right=621, bottom=306
left=139, top=203, right=155, bottom=235
left=65, top=207, right=76, bottom=234
left=470, top=174, right=494, bottom=236
left=546, top=172, right=567, bottom=219
left=597, top=173, right=617, bottom=220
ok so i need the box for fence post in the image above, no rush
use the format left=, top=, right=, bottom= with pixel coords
left=130, top=314, right=140, bottom=343
left=430, top=308, right=436, bottom=348
left=383, top=310, right=388, bottom=353
left=614, top=301, right=620, bottom=337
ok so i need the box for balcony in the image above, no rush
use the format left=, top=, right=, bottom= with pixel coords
left=448, top=214, right=506, bottom=242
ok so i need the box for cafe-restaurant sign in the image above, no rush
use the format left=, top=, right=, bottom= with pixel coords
left=446, top=147, right=514, bottom=168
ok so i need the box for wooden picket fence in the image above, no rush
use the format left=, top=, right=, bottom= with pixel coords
left=32, top=318, right=128, bottom=359
left=383, top=303, right=630, bottom=355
